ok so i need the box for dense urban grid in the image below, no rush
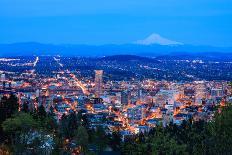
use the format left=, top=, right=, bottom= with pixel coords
left=0, top=55, right=232, bottom=154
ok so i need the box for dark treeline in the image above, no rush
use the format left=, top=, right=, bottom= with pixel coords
left=0, top=94, right=232, bottom=155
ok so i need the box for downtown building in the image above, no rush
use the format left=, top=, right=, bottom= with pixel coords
left=94, top=70, right=103, bottom=98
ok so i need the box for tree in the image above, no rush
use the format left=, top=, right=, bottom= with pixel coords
left=77, top=110, right=89, bottom=128
left=2, top=112, right=38, bottom=135
left=68, top=112, right=78, bottom=136
left=0, top=94, right=18, bottom=123
left=43, top=115, right=58, bottom=132
left=121, top=142, right=138, bottom=155
left=21, top=101, right=29, bottom=113
left=0, top=96, right=8, bottom=142
left=52, top=135, right=63, bottom=155
left=109, top=132, right=121, bottom=151
left=186, top=120, right=208, bottom=154
left=6, top=94, right=18, bottom=117
left=2, top=112, right=39, bottom=153
left=207, top=103, right=232, bottom=154
left=48, top=106, right=56, bottom=117
left=151, top=127, right=188, bottom=155
left=60, top=112, right=78, bottom=139
left=60, top=114, right=70, bottom=138
left=75, top=126, right=89, bottom=153
left=0, top=95, right=19, bottom=144
left=93, top=127, right=108, bottom=153
left=0, top=96, right=8, bottom=123
left=37, top=105, right=47, bottom=119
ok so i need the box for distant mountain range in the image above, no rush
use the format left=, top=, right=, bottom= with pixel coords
left=0, top=42, right=231, bottom=57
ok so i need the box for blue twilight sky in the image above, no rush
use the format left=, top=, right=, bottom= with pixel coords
left=0, top=0, right=232, bottom=46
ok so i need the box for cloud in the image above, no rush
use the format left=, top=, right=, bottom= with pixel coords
left=136, top=33, right=183, bottom=45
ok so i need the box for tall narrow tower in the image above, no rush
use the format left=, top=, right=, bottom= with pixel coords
left=94, top=70, right=103, bottom=98
left=121, top=90, right=131, bottom=105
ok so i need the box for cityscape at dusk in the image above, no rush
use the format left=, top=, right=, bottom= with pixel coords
left=0, top=0, right=232, bottom=155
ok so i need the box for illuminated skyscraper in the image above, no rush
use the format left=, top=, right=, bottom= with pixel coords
left=211, top=88, right=224, bottom=98
left=94, top=70, right=103, bottom=98
left=138, top=89, right=142, bottom=101
left=195, top=83, right=207, bottom=105
left=121, top=90, right=131, bottom=105
left=1, top=74, right=6, bottom=81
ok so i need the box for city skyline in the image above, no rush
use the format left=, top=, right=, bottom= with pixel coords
left=0, top=55, right=231, bottom=154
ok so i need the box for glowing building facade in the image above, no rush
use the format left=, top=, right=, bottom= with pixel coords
left=94, top=70, right=103, bottom=98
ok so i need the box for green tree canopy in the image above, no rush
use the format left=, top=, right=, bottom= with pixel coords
left=207, top=103, right=232, bottom=154
left=2, top=112, right=38, bottom=134
left=147, top=126, right=187, bottom=155
left=75, top=126, right=89, bottom=153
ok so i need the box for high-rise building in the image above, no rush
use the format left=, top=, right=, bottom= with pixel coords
left=121, top=90, right=131, bottom=105
left=127, top=105, right=145, bottom=122
left=1, top=74, right=6, bottom=81
left=36, top=89, right=40, bottom=98
left=138, top=89, right=142, bottom=101
left=94, top=70, right=103, bottom=98
left=211, top=88, right=224, bottom=98
left=195, top=84, right=207, bottom=105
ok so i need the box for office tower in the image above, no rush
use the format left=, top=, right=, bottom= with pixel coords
left=138, top=89, right=142, bottom=101
left=211, top=88, right=224, bottom=98
left=94, top=70, right=103, bottom=98
left=121, top=90, right=131, bottom=105
left=36, top=89, right=40, bottom=98
left=1, top=74, right=6, bottom=81
left=127, top=106, right=144, bottom=123
left=195, top=84, right=207, bottom=105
